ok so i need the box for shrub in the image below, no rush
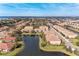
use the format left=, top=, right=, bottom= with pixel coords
left=41, top=40, right=47, bottom=47
left=76, top=42, right=79, bottom=46
left=74, top=49, right=79, bottom=56
left=16, top=43, right=22, bottom=48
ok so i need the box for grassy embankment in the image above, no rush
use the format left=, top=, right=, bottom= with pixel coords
left=72, top=36, right=79, bottom=47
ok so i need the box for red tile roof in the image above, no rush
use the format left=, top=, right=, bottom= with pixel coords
left=0, top=42, right=13, bottom=50
left=45, top=31, right=60, bottom=42
left=4, top=37, right=16, bottom=41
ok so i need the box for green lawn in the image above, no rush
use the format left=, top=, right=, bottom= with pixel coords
left=43, top=44, right=65, bottom=51
left=72, top=39, right=79, bottom=46
left=72, top=36, right=79, bottom=48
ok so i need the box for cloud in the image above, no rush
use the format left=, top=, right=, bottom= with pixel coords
left=0, top=3, right=79, bottom=16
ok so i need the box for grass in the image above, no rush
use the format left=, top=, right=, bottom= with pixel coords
left=71, top=36, right=79, bottom=48
left=72, top=39, right=79, bottom=47
left=0, top=41, right=24, bottom=56
left=39, top=37, right=76, bottom=56
left=43, top=44, right=64, bottom=51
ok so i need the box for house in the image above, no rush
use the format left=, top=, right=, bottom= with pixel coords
left=45, top=31, right=61, bottom=45
left=21, top=26, right=33, bottom=33
left=34, top=28, right=41, bottom=32
left=16, top=20, right=26, bottom=30
left=0, top=42, right=14, bottom=52
left=7, top=27, right=17, bottom=36
left=0, top=26, right=9, bottom=31
left=3, top=37, right=16, bottom=42
left=53, top=25, right=77, bottom=38
left=0, top=30, right=14, bottom=39
left=0, top=31, right=7, bottom=38
left=16, top=20, right=24, bottom=25
left=39, top=26, right=48, bottom=32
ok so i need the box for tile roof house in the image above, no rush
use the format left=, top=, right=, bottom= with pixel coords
left=0, top=42, right=14, bottom=52
left=0, top=31, right=7, bottom=38
left=16, top=20, right=24, bottom=25
left=3, top=37, right=16, bottom=42
left=0, top=30, right=14, bottom=39
left=39, top=26, right=48, bottom=32
left=21, top=26, right=33, bottom=33
left=34, top=28, right=41, bottom=32
left=53, top=25, right=77, bottom=38
left=45, top=31, right=61, bottom=45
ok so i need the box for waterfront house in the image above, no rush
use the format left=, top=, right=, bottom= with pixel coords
left=21, top=26, right=33, bottom=33
left=0, top=42, right=13, bottom=52
left=34, top=28, right=41, bottom=32
left=3, top=36, right=16, bottom=42
left=45, top=31, right=61, bottom=45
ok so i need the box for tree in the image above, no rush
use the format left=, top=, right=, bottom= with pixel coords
left=66, top=46, right=73, bottom=53
left=41, top=41, right=47, bottom=47
left=0, top=51, right=2, bottom=55
left=75, top=36, right=79, bottom=39
left=76, top=42, right=79, bottom=46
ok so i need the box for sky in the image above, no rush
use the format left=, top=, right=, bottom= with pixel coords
left=0, top=3, right=79, bottom=16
